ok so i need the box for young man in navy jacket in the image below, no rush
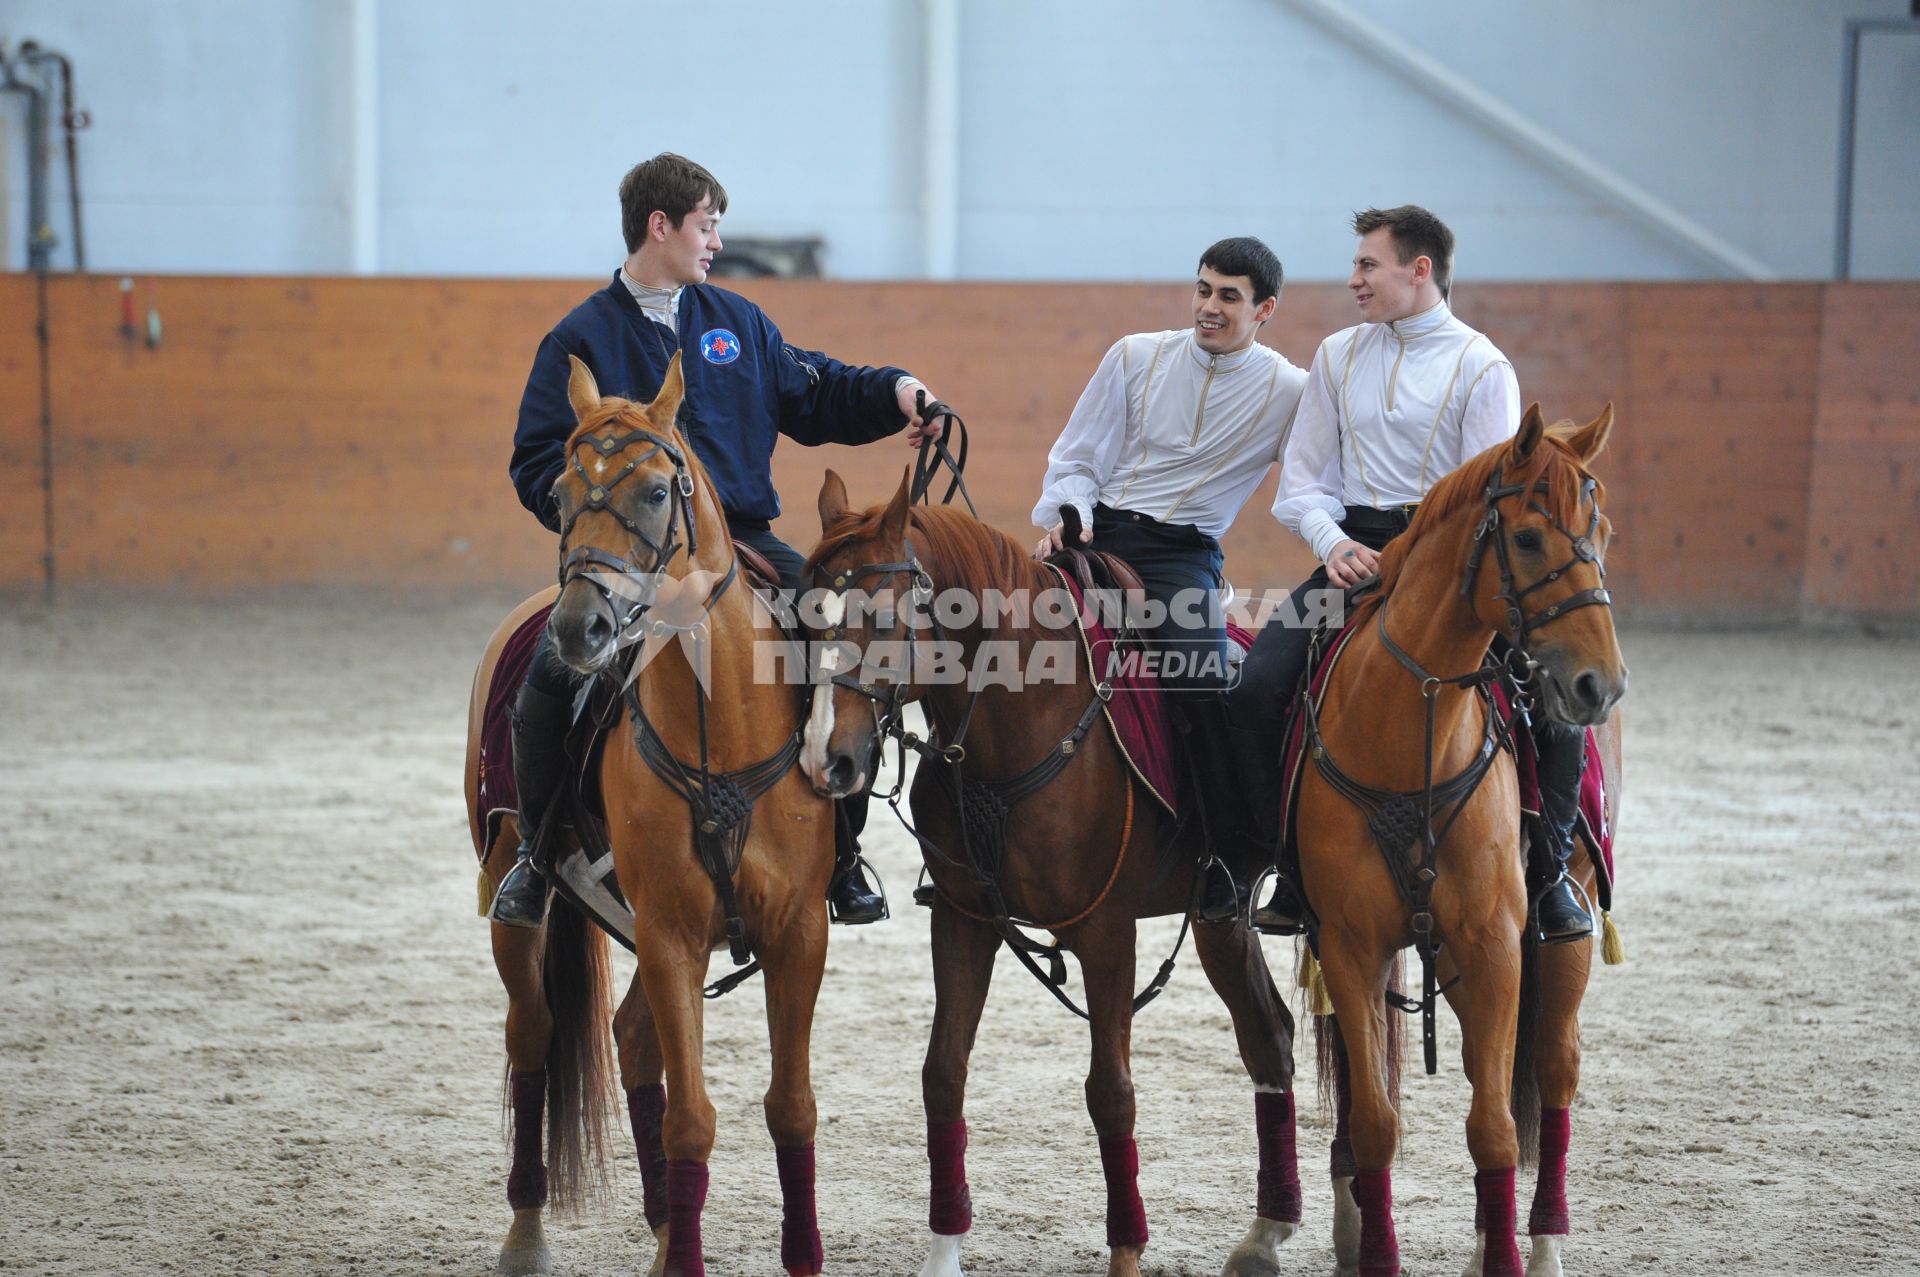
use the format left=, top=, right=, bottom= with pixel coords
left=492, top=152, right=948, bottom=929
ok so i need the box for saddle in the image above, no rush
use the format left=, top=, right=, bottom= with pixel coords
left=474, top=544, right=798, bottom=951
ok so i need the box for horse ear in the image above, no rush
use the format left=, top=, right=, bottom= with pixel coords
left=818, top=469, right=851, bottom=531
left=1562, top=402, right=1615, bottom=464
left=566, top=354, right=602, bottom=423
left=880, top=467, right=913, bottom=541
left=1513, top=402, right=1546, bottom=461
left=650, top=351, right=687, bottom=426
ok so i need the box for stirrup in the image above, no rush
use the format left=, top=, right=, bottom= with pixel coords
left=1195, top=855, right=1246, bottom=926
left=1249, top=867, right=1307, bottom=937
left=487, top=852, right=552, bottom=929
left=828, top=853, right=889, bottom=925
left=1531, top=872, right=1594, bottom=946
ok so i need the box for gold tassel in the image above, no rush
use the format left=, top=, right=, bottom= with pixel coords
left=1600, top=910, right=1625, bottom=966
left=477, top=866, right=497, bottom=918
left=1298, top=946, right=1335, bottom=1017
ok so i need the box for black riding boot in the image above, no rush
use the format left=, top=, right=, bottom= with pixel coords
left=1219, top=720, right=1305, bottom=936
left=488, top=680, right=573, bottom=929
left=1183, top=698, right=1268, bottom=924
left=1530, top=720, right=1595, bottom=945
left=828, top=799, right=887, bottom=925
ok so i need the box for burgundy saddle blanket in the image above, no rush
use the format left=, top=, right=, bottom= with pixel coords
left=475, top=602, right=556, bottom=850
left=1048, top=566, right=1253, bottom=819
left=1276, top=615, right=1614, bottom=885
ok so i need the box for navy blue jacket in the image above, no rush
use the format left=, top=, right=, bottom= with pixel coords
left=511, top=274, right=910, bottom=530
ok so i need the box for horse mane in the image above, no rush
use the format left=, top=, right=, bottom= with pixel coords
left=806, top=502, right=1057, bottom=638
left=1372, top=422, right=1604, bottom=599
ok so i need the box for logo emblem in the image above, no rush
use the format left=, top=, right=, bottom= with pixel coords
left=699, top=328, right=741, bottom=365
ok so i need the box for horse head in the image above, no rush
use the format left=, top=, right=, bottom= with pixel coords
left=1462, top=403, right=1628, bottom=726
left=799, top=468, right=930, bottom=798
left=545, top=352, right=700, bottom=675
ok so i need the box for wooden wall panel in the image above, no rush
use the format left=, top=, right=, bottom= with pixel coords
left=1804, top=285, right=1920, bottom=621
left=0, top=274, right=1910, bottom=622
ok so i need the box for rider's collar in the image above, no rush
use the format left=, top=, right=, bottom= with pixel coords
left=1384, top=300, right=1451, bottom=340
left=1184, top=331, right=1261, bottom=373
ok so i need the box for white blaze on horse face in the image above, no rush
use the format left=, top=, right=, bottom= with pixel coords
left=819, top=590, right=847, bottom=628
left=800, top=682, right=836, bottom=786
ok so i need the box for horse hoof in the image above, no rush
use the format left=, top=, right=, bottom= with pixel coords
left=1220, top=1216, right=1298, bottom=1276
left=1331, top=1176, right=1361, bottom=1271
left=1462, top=1228, right=1486, bottom=1277
left=497, top=1208, right=552, bottom=1275
left=1105, top=1243, right=1144, bottom=1277
left=648, top=1222, right=670, bottom=1277
left=1526, top=1234, right=1565, bottom=1277
left=918, top=1231, right=965, bottom=1277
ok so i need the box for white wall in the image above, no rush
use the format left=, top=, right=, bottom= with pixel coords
left=1, top=0, right=1912, bottom=280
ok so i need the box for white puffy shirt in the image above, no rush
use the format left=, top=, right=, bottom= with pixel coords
left=1272, top=301, right=1520, bottom=564
left=1034, top=330, right=1308, bottom=542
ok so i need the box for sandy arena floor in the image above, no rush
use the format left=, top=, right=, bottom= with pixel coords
left=2, top=600, right=1917, bottom=1276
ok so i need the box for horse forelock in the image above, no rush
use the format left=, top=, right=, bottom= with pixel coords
left=1374, top=425, right=1601, bottom=598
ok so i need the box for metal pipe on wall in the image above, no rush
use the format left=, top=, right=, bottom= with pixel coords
left=349, top=0, right=381, bottom=274
left=922, top=0, right=960, bottom=279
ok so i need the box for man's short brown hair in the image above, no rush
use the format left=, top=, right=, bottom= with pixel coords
left=619, top=153, right=729, bottom=252
left=1352, top=205, right=1454, bottom=297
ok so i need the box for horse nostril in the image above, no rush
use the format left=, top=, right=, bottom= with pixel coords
left=583, top=613, right=613, bottom=651
left=1574, top=670, right=1603, bottom=711
left=826, top=754, right=857, bottom=793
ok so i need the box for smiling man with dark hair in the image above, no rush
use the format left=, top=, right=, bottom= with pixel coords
left=1032, top=236, right=1308, bottom=921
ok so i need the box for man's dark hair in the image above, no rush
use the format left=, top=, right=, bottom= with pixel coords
left=1197, top=236, right=1283, bottom=304
left=1352, top=205, right=1454, bottom=297
left=619, top=153, right=730, bottom=252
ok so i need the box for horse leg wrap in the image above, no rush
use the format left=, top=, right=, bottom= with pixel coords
left=1097, top=1133, right=1150, bottom=1249
left=1529, top=1107, right=1571, bottom=1235
left=507, top=1069, right=548, bottom=1210
left=1474, top=1167, right=1523, bottom=1276
left=1253, top=1091, right=1303, bottom=1224
left=774, top=1143, right=824, bottom=1275
left=1350, top=1168, right=1399, bottom=1277
left=665, top=1159, right=709, bottom=1277
left=627, top=1084, right=669, bottom=1230
left=926, top=1119, right=973, bottom=1235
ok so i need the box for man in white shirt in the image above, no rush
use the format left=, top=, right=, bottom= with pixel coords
left=1233, top=205, right=1594, bottom=945
left=1033, top=237, right=1309, bottom=921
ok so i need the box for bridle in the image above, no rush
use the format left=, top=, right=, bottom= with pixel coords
left=553, top=420, right=700, bottom=630
left=809, top=536, right=942, bottom=761
left=1377, top=469, right=1612, bottom=690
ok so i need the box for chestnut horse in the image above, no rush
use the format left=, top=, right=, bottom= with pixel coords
left=801, top=470, right=1302, bottom=1277
left=1298, top=406, right=1626, bottom=1277
left=463, top=353, right=835, bottom=1277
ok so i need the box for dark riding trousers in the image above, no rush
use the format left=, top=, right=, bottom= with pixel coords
left=1089, top=503, right=1228, bottom=697
left=1229, top=504, right=1414, bottom=735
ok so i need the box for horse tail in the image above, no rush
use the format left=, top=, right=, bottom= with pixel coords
left=1384, top=951, right=1405, bottom=1109
left=1509, top=926, right=1542, bottom=1168
left=533, top=896, right=617, bottom=1212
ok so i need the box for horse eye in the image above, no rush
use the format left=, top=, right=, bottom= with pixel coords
left=647, top=486, right=669, bottom=506
left=1514, top=529, right=1543, bottom=552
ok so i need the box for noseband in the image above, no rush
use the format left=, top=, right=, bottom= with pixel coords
left=809, top=538, right=938, bottom=747
left=555, top=422, right=699, bottom=627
